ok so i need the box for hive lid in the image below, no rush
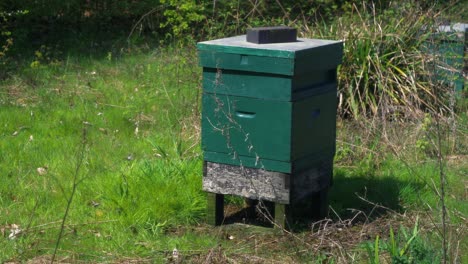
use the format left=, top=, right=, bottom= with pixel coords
left=197, top=35, right=342, bottom=58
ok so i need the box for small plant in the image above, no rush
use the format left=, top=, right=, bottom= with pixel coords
left=365, top=217, right=442, bottom=263
left=30, top=45, right=62, bottom=68
left=364, top=235, right=380, bottom=264
left=387, top=218, right=420, bottom=263
left=415, top=114, right=433, bottom=156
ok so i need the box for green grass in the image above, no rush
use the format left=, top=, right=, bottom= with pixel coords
left=0, top=47, right=212, bottom=261
left=0, top=45, right=466, bottom=262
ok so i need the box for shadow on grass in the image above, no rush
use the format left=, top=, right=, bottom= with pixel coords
left=328, top=169, right=420, bottom=221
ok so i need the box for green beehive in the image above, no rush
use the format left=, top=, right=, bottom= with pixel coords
left=426, top=23, right=467, bottom=93
left=198, top=28, right=343, bottom=226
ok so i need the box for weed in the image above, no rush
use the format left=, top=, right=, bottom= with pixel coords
left=363, top=218, right=443, bottom=264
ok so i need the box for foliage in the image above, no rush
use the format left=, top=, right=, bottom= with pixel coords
left=306, top=2, right=458, bottom=119
left=0, top=13, right=12, bottom=56
left=365, top=218, right=442, bottom=263
left=0, top=11, right=14, bottom=78
left=159, top=0, right=206, bottom=39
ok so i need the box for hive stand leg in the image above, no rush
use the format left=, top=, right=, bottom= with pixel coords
left=302, top=187, right=330, bottom=220
left=316, top=188, right=329, bottom=219
left=290, top=187, right=329, bottom=220
left=244, top=198, right=258, bottom=218
left=207, top=193, right=224, bottom=226
left=274, top=203, right=287, bottom=229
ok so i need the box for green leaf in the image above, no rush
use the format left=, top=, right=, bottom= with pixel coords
left=390, top=227, right=397, bottom=256
left=374, top=235, right=380, bottom=264
left=400, top=217, right=419, bottom=256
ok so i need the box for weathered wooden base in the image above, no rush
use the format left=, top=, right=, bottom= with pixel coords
left=203, top=161, right=332, bottom=203
left=204, top=160, right=332, bottom=228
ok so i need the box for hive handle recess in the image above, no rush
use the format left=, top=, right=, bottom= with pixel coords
left=235, top=111, right=256, bottom=119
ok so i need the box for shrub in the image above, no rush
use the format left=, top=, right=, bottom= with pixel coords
left=304, top=2, right=455, bottom=119
left=0, top=11, right=12, bottom=55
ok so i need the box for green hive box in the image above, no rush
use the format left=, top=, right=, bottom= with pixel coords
left=198, top=35, right=343, bottom=173
left=425, top=23, right=467, bottom=94
left=198, top=33, right=343, bottom=226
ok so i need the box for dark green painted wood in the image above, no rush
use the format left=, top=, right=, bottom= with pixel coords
left=291, top=70, right=336, bottom=97
left=316, top=188, right=330, bottom=219
left=199, top=50, right=295, bottom=75
left=202, top=69, right=292, bottom=100
left=202, top=88, right=337, bottom=172
left=291, top=88, right=338, bottom=160
left=294, top=42, right=344, bottom=73
left=203, top=151, right=335, bottom=174
left=202, top=69, right=336, bottom=101
left=288, top=188, right=330, bottom=221
left=198, top=36, right=343, bottom=75
left=206, top=192, right=224, bottom=226
left=202, top=93, right=292, bottom=162
left=203, top=151, right=292, bottom=173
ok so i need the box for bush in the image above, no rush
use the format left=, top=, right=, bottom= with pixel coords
left=0, top=10, right=17, bottom=79
left=304, top=2, right=457, bottom=119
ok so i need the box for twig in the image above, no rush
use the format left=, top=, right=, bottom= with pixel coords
left=435, top=114, right=448, bottom=264
left=25, top=219, right=118, bottom=233
left=336, top=139, right=379, bottom=155
left=355, top=192, right=401, bottom=216
left=127, top=7, right=162, bottom=41
left=95, top=102, right=128, bottom=109
left=51, top=125, right=88, bottom=263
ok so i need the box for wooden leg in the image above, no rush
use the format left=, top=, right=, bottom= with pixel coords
left=244, top=198, right=258, bottom=218
left=207, top=193, right=224, bottom=226
left=274, top=203, right=287, bottom=229
left=317, top=188, right=329, bottom=219
left=305, top=188, right=329, bottom=220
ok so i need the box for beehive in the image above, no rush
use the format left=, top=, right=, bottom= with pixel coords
left=198, top=28, right=343, bottom=226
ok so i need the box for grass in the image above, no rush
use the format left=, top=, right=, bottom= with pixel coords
left=0, top=47, right=211, bottom=261
left=0, top=43, right=467, bottom=262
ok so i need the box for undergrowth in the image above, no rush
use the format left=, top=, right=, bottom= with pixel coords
left=0, top=1, right=466, bottom=263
